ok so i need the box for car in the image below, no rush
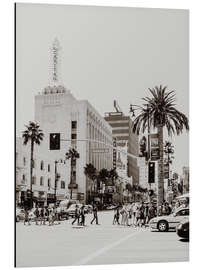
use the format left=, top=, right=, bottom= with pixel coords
left=66, top=204, right=82, bottom=218
left=149, top=208, right=189, bottom=232
left=16, top=208, right=25, bottom=222
left=176, top=217, right=189, bottom=239
left=84, top=205, right=93, bottom=214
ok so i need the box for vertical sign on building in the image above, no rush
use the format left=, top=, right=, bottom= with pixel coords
left=150, top=134, right=160, bottom=161
left=113, top=138, right=117, bottom=169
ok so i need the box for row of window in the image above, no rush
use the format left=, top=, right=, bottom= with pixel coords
left=30, top=176, right=65, bottom=189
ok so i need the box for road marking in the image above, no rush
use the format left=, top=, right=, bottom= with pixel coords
left=74, top=229, right=144, bottom=265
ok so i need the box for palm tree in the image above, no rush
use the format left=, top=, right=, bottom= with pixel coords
left=84, top=163, right=97, bottom=201
left=109, top=168, right=118, bottom=186
left=65, top=148, right=80, bottom=199
left=132, top=85, right=189, bottom=206
left=22, top=121, right=44, bottom=208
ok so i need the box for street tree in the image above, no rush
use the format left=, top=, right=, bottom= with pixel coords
left=132, top=85, right=189, bottom=206
left=84, top=163, right=97, bottom=196
left=65, top=148, right=80, bottom=199
left=22, top=121, right=44, bottom=208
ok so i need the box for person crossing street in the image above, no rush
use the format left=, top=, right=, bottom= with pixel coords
left=90, top=204, right=99, bottom=225
left=72, top=205, right=80, bottom=226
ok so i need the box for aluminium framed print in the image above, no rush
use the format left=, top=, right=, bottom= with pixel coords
left=15, top=3, right=189, bottom=267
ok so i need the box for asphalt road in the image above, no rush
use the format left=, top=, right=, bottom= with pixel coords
left=16, top=210, right=189, bottom=267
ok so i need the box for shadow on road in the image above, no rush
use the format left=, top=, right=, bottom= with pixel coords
left=179, top=238, right=189, bottom=242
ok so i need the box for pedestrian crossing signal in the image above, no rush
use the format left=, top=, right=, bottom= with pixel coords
left=50, top=133, right=60, bottom=150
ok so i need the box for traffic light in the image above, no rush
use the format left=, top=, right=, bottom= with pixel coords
left=148, top=189, right=154, bottom=196
left=50, top=133, right=60, bottom=150
left=148, top=162, right=155, bottom=183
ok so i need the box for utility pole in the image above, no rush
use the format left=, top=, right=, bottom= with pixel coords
left=54, top=160, right=58, bottom=205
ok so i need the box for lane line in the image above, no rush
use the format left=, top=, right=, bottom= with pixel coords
left=74, top=228, right=144, bottom=265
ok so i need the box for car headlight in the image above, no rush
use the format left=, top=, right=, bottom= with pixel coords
left=177, top=224, right=182, bottom=230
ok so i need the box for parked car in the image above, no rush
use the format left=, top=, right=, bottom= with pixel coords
left=16, top=208, right=25, bottom=222
left=176, top=217, right=189, bottom=239
left=149, top=208, right=189, bottom=232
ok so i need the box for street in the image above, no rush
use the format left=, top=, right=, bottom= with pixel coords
left=16, top=210, right=189, bottom=267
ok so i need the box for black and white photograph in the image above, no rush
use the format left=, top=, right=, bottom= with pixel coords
left=15, top=3, right=189, bottom=268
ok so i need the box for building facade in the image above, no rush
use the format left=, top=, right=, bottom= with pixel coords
left=16, top=39, right=113, bottom=205
left=104, top=111, right=139, bottom=185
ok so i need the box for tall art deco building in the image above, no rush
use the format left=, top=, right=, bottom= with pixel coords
left=27, top=39, right=113, bottom=204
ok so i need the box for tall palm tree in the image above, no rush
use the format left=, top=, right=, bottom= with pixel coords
left=22, top=121, right=44, bottom=208
left=65, top=148, right=80, bottom=199
left=84, top=163, right=97, bottom=202
left=132, top=85, right=189, bottom=206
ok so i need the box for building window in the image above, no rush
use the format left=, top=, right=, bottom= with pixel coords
left=71, top=133, right=77, bottom=140
left=32, top=160, right=35, bottom=169
left=61, top=181, right=65, bottom=189
left=23, top=157, right=26, bottom=166
left=48, top=164, right=50, bottom=172
left=48, top=178, right=51, bottom=188
left=71, top=121, right=77, bottom=129
left=40, top=176, right=44, bottom=186
left=40, top=161, right=44, bottom=170
left=32, top=176, right=36, bottom=185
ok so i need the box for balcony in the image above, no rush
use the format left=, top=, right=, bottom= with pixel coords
left=68, top=183, right=78, bottom=189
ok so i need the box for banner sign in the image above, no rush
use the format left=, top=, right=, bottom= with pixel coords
left=113, top=138, right=117, bottom=169
left=150, top=134, right=160, bottom=160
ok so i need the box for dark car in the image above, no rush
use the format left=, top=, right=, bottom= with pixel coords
left=176, top=217, right=189, bottom=239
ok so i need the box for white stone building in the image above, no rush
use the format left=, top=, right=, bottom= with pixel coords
left=16, top=39, right=113, bottom=205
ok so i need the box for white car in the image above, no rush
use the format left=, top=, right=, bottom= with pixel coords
left=149, top=208, right=189, bottom=232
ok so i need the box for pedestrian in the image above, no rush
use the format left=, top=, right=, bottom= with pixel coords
left=72, top=205, right=80, bottom=225
left=123, top=204, right=128, bottom=226
left=40, top=206, right=44, bottom=225
left=24, top=208, right=30, bottom=226
left=127, top=204, right=132, bottom=226
left=135, top=205, right=141, bottom=227
left=48, top=208, right=53, bottom=226
left=34, top=206, right=40, bottom=225
left=91, top=204, right=99, bottom=225
left=148, top=203, right=156, bottom=222
left=139, top=203, right=145, bottom=227
left=144, top=203, right=149, bottom=225
left=80, top=205, right=86, bottom=226
left=131, top=203, right=137, bottom=226
left=112, top=205, right=120, bottom=225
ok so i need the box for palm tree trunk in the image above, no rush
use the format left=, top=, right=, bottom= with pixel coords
left=30, top=139, right=34, bottom=208
left=157, top=125, right=164, bottom=206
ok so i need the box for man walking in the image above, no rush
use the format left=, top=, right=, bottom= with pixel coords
left=80, top=205, right=86, bottom=226
left=91, top=204, right=99, bottom=225
left=72, top=205, right=80, bottom=225
left=34, top=206, right=40, bottom=225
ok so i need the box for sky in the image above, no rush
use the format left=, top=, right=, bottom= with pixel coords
left=16, top=3, right=189, bottom=175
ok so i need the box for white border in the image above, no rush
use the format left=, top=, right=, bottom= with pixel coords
left=0, top=0, right=202, bottom=270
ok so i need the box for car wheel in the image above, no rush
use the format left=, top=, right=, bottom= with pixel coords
left=158, top=220, right=168, bottom=232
